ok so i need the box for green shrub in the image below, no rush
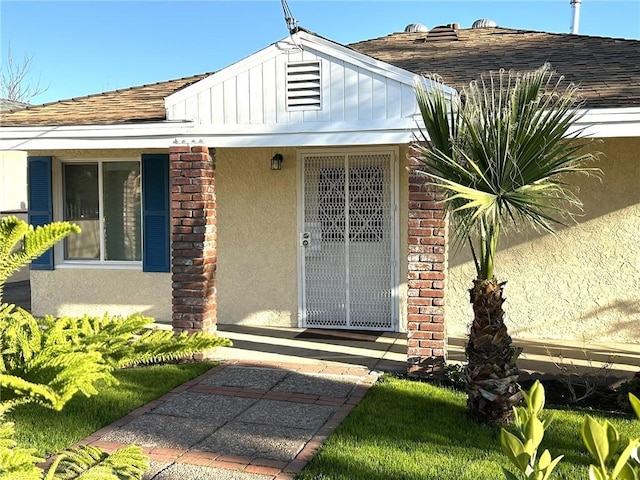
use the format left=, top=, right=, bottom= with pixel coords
left=617, top=378, right=640, bottom=412
left=501, top=382, right=640, bottom=480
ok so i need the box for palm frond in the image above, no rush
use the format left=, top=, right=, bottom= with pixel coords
left=413, top=64, right=600, bottom=279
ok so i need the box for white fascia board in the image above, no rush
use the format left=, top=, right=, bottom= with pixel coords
left=411, top=107, right=640, bottom=139
left=571, top=107, right=640, bottom=138
left=0, top=122, right=194, bottom=151
left=190, top=118, right=417, bottom=135
left=0, top=118, right=418, bottom=150
left=188, top=117, right=418, bottom=146
left=188, top=129, right=416, bottom=147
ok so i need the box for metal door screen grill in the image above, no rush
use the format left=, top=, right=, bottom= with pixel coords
left=302, top=153, right=393, bottom=330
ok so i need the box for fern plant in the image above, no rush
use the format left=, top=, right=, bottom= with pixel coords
left=0, top=216, right=231, bottom=410
left=0, top=216, right=80, bottom=301
left=0, top=408, right=149, bottom=480
left=0, top=404, right=43, bottom=480
left=0, top=307, right=230, bottom=410
left=45, top=444, right=149, bottom=480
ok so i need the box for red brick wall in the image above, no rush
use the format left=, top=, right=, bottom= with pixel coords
left=169, top=144, right=217, bottom=333
left=407, top=157, right=447, bottom=376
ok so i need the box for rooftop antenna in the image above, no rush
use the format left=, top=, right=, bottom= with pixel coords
left=281, top=0, right=298, bottom=34
left=570, top=0, right=582, bottom=34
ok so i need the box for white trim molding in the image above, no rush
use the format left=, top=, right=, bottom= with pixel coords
left=571, top=107, right=640, bottom=138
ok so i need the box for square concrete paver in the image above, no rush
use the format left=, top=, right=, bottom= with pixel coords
left=146, top=462, right=272, bottom=480
left=241, top=399, right=337, bottom=430
left=100, top=414, right=222, bottom=449
left=151, top=392, right=257, bottom=420
left=199, top=366, right=290, bottom=390
left=193, top=421, right=313, bottom=461
left=272, top=372, right=360, bottom=398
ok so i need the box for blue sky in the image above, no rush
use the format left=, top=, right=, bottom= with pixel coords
left=1, top=0, right=639, bottom=105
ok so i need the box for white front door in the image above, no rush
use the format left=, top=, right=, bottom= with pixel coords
left=298, top=149, right=397, bottom=331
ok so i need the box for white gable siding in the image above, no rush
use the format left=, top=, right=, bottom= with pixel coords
left=165, top=43, right=417, bottom=128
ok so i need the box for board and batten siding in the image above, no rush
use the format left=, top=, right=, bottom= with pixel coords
left=165, top=45, right=417, bottom=127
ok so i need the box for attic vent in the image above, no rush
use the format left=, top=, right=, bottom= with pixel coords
left=404, top=23, right=428, bottom=33
left=425, top=25, right=459, bottom=41
left=286, top=61, right=321, bottom=110
left=472, top=18, right=498, bottom=28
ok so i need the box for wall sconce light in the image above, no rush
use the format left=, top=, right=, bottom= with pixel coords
left=271, top=153, right=283, bottom=171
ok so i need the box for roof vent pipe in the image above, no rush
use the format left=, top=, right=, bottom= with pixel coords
left=570, top=0, right=582, bottom=34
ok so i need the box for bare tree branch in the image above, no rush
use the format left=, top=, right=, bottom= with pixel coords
left=0, top=42, right=49, bottom=103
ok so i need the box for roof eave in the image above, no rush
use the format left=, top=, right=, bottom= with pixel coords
left=0, top=121, right=196, bottom=151
left=572, top=107, right=640, bottom=137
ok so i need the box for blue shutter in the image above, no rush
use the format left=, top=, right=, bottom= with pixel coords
left=27, top=156, right=54, bottom=270
left=142, top=154, right=170, bottom=272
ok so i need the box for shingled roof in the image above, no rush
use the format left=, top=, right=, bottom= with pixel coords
left=0, top=73, right=210, bottom=127
left=1, top=27, right=639, bottom=127
left=350, top=27, right=640, bottom=109
left=0, top=99, right=29, bottom=112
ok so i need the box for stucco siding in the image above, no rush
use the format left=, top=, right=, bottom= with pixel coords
left=445, top=137, right=640, bottom=344
left=30, top=269, right=171, bottom=320
left=216, top=145, right=407, bottom=329
left=216, top=147, right=298, bottom=326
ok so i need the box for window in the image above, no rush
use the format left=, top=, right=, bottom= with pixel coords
left=62, top=160, right=141, bottom=262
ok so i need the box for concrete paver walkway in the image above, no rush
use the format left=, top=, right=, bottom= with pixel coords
left=78, top=360, right=378, bottom=480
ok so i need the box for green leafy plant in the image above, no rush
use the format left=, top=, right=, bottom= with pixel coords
left=0, top=307, right=230, bottom=410
left=582, top=413, right=639, bottom=480
left=501, top=383, right=640, bottom=480
left=0, top=406, right=149, bottom=480
left=617, top=379, right=640, bottom=412
left=444, top=362, right=466, bottom=389
left=45, top=444, right=149, bottom=480
left=501, top=380, right=563, bottom=480
left=631, top=394, right=640, bottom=419
left=0, top=215, right=80, bottom=301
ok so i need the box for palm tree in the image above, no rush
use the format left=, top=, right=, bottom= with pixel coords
left=412, top=65, right=598, bottom=424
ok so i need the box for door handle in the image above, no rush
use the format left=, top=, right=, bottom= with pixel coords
left=300, top=232, right=310, bottom=247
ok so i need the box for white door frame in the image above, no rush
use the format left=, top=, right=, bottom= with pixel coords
left=296, top=146, right=400, bottom=331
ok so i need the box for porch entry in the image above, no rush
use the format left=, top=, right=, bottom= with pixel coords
left=298, top=149, right=397, bottom=331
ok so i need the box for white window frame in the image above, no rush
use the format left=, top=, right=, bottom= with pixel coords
left=53, top=157, right=143, bottom=269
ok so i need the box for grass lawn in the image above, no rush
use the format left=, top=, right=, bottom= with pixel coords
left=9, top=361, right=216, bottom=457
left=298, top=376, right=640, bottom=480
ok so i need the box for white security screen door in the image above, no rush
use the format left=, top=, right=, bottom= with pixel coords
left=299, top=150, right=397, bottom=330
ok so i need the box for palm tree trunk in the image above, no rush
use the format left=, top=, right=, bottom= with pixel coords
left=465, top=278, right=522, bottom=424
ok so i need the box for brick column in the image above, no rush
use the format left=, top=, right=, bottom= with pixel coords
left=406, top=157, right=447, bottom=377
left=170, top=144, right=217, bottom=334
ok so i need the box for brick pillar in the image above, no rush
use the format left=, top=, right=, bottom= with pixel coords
left=170, top=144, right=217, bottom=334
left=406, top=157, right=447, bottom=377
